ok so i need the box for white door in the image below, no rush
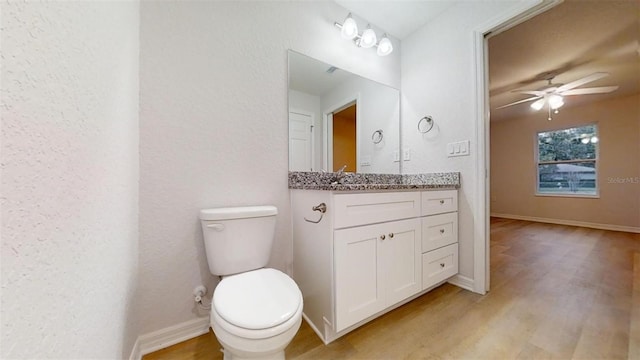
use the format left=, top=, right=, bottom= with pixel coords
left=384, top=218, right=422, bottom=305
left=334, top=223, right=387, bottom=332
left=289, top=112, right=313, bottom=171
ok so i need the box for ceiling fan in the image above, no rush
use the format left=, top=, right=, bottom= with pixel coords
left=496, top=72, right=619, bottom=120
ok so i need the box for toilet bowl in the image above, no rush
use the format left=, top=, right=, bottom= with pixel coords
left=211, top=268, right=302, bottom=360
left=199, top=206, right=303, bottom=360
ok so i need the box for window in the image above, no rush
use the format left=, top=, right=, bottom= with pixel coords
left=537, top=124, right=598, bottom=196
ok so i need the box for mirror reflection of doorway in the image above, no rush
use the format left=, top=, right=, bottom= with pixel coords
left=332, top=103, right=356, bottom=172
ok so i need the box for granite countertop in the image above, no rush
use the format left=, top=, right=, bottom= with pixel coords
left=288, top=171, right=460, bottom=191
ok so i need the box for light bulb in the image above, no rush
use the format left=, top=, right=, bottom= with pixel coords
left=341, top=13, right=358, bottom=40
left=530, top=98, right=545, bottom=111
left=360, top=25, right=377, bottom=48
left=590, top=136, right=599, bottom=143
left=548, top=94, right=564, bottom=109
left=377, top=34, right=393, bottom=56
left=581, top=137, right=590, bottom=144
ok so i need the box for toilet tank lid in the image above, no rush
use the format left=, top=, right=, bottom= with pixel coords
left=200, top=206, right=277, bottom=221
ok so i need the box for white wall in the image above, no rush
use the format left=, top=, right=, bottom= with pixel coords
left=139, top=1, right=400, bottom=335
left=1, top=1, right=140, bottom=358
left=401, top=1, right=537, bottom=282
left=321, top=76, right=400, bottom=173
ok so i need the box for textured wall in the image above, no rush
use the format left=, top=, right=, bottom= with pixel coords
left=138, top=1, right=400, bottom=335
left=1, top=1, right=140, bottom=358
left=491, top=94, right=640, bottom=228
left=401, top=1, right=537, bottom=280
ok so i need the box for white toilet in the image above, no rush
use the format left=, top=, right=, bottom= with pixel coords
left=199, top=206, right=303, bottom=360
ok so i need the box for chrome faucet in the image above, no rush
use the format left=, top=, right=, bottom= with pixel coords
left=331, top=165, right=348, bottom=185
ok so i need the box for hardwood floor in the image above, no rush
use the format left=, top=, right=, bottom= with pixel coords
left=143, top=219, right=640, bottom=359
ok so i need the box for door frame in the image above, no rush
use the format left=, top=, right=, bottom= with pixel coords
left=472, top=0, right=561, bottom=294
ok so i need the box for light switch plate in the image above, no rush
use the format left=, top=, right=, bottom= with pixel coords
left=393, top=150, right=400, bottom=162
left=447, top=140, right=470, bottom=157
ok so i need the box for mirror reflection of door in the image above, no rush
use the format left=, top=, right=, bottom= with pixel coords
left=332, top=104, right=356, bottom=172
left=289, top=111, right=313, bottom=171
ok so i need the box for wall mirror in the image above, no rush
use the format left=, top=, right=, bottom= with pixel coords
left=288, top=50, right=400, bottom=174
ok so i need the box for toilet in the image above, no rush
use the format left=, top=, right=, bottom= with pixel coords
left=200, top=206, right=303, bottom=360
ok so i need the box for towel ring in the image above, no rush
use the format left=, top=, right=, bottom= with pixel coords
left=418, top=116, right=435, bottom=134
left=372, top=129, right=384, bottom=144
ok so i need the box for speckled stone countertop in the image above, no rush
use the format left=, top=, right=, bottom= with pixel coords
left=288, top=171, right=460, bottom=191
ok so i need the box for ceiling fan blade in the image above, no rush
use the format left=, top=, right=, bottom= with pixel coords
left=495, top=96, right=541, bottom=109
left=557, top=72, right=609, bottom=92
left=561, top=86, right=619, bottom=96
left=513, top=90, right=545, bottom=96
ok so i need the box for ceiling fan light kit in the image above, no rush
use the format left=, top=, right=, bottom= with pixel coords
left=497, top=72, right=619, bottom=120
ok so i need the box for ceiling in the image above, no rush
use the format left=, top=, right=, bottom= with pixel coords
left=332, top=1, right=639, bottom=123
left=489, top=0, right=640, bottom=122
left=289, top=52, right=355, bottom=96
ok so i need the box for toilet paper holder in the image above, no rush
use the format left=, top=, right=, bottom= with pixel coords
left=304, top=203, right=327, bottom=224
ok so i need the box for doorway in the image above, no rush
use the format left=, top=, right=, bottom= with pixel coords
left=332, top=104, right=357, bottom=172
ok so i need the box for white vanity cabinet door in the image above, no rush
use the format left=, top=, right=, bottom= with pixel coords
left=334, top=223, right=386, bottom=332
left=385, top=218, right=422, bottom=305
left=334, top=218, right=421, bottom=332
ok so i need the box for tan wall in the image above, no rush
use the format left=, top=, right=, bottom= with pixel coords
left=490, top=94, right=640, bottom=229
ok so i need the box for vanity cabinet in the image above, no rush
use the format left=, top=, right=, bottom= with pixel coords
left=420, top=190, right=459, bottom=290
left=291, top=189, right=457, bottom=344
left=334, top=217, right=421, bottom=331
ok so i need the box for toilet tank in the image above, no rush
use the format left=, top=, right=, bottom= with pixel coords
left=199, top=206, right=277, bottom=276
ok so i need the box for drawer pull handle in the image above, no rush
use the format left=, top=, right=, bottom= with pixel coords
left=440, top=263, right=445, bottom=268
left=389, top=233, right=394, bottom=238
left=440, top=229, right=445, bottom=234
left=439, top=200, right=445, bottom=204
left=380, top=234, right=386, bottom=240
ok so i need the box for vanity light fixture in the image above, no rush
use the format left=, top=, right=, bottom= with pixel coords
left=334, top=13, right=393, bottom=56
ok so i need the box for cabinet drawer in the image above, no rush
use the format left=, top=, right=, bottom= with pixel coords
left=421, top=190, right=457, bottom=216
left=422, top=212, right=458, bottom=253
left=333, top=192, right=421, bottom=229
left=422, top=243, right=458, bottom=290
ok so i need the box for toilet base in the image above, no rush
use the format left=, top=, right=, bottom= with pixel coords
left=221, top=348, right=284, bottom=360
left=212, top=313, right=302, bottom=360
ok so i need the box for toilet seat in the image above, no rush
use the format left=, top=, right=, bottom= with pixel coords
left=213, top=268, right=302, bottom=333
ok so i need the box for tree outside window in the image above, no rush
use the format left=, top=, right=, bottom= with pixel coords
left=537, top=124, right=598, bottom=196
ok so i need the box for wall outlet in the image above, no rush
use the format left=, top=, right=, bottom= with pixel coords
left=403, top=148, right=411, bottom=161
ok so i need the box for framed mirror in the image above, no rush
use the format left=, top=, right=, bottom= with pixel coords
left=288, top=50, right=400, bottom=174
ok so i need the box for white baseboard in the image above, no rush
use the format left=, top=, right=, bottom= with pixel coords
left=448, top=274, right=475, bottom=292
left=129, top=316, right=210, bottom=360
left=491, top=213, right=640, bottom=234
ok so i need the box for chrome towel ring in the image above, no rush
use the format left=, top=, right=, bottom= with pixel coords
left=372, top=129, right=384, bottom=144
left=418, top=116, right=435, bottom=133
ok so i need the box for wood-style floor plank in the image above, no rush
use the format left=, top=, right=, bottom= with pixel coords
left=143, top=219, right=640, bottom=360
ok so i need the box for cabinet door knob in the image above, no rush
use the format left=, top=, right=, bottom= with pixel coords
left=380, top=234, right=386, bottom=240
left=389, top=233, right=394, bottom=238
left=439, top=200, right=445, bottom=204
left=440, top=229, right=445, bottom=234
left=440, top=263, right=445, bottom=268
